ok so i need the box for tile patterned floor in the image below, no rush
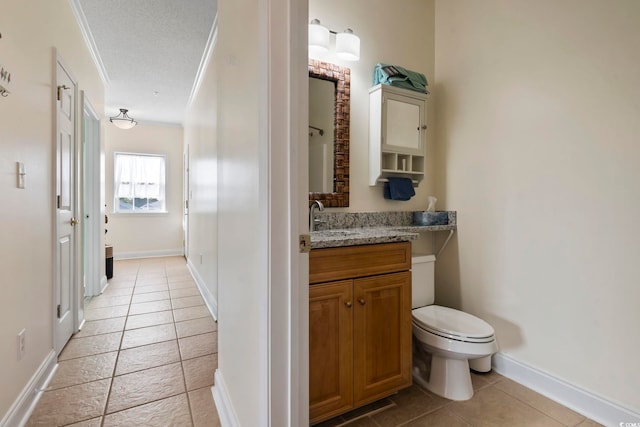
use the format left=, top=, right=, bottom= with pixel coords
left=26, top=257, right=220, bottom=427
left=27, top=257, right=604, bottom=427
left=314, top=370, right=603, bottom=427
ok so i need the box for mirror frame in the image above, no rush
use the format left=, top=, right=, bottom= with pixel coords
left=308, top=59, right=350, bottom=207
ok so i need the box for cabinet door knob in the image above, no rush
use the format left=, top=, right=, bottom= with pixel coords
left=345, top=301, right=352, bottom=308
left=421, top=125, right=428, bottom=130
left=358, top=298, right=366, bottom=305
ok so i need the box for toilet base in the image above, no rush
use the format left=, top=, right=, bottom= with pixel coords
left=413, top=354, right=474, bottom=401
left=469, top=355, right=492, bottom=372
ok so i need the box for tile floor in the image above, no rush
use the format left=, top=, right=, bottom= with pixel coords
left=26, top=257, right=220, bottom=427
left=27, top=257, right=604, bottom=427
left=314, top=371, right=603, bottom=427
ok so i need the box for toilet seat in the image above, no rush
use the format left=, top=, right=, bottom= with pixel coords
left=412, top=305, right=495, bottom=344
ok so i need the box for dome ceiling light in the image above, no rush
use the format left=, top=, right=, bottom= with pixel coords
left=109, top=108, right=137, bottom=130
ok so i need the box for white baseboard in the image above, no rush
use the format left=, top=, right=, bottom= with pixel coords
left=114, top=248, right=184, bottom=260
left=213, top=370, right=240, bottom=427
left=100, top=275, right=108, bottom=293
left=0, top=350, right=58, bottom=427
left=493, top=352, right=640, bottom=427
left=187, top=258, right=218, bottom=320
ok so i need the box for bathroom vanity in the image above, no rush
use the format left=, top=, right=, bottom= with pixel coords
left=309, top=241, right=413, bottom=424
left=307, top=212, right=457, bottom=424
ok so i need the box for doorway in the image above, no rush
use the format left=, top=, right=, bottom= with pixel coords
left=183, top=145, right=190, bottom=260
left=81, top=91, right=103, bottom=300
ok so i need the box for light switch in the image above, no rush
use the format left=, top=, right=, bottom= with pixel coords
left=16, top=161, right=25, bottom=189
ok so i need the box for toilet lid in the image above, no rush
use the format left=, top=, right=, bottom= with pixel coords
left=412, top=305, right=495, bottom=342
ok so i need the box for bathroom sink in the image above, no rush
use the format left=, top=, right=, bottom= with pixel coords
left=309, top=227, right=419, bottom=249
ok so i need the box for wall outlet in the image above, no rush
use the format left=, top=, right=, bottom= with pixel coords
left=17, top=329, right=26, bottom=360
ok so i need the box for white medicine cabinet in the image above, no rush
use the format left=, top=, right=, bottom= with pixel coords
left=369, top=84, right=428, bottom=186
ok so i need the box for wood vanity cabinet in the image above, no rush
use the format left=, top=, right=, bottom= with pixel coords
left=309, top=242, right=412, bottom=424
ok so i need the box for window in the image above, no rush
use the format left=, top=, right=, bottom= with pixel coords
left=114, top=152, right=167, bottom=213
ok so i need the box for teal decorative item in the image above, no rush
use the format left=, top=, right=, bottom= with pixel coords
left=373, top=63, right=429, bottom=94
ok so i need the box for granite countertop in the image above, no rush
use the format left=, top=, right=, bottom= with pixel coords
left=310, top=224, right=456, bottom=249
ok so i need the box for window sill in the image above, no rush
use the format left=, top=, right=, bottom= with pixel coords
left=111, top=211, right=170, bottom=217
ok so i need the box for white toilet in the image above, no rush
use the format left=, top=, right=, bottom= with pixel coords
left=411, top=254, right=498, bottom=401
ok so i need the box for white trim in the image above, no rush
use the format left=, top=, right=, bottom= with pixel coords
left=100, top=275, right=108, bottom=293
left=186, top=258, right=218, bottom=320
left=80, top=92, right=102, bottom=299
left=116, top=119, right=184, bottom=129
left=493, top=353, right=640, bottom=426
left=186, top=14, right=218, bottom=111
left=68, top=0, right=109, bottom=84
left=113, top=248, right=183, bottom=260
left=110, top=211, right=170, bottom=216
left=257, top=0, right=270, bottom=423
left=0, top=350, right=57, bottom=427
left=213, top=371, right=240, bottom=427
left=265, top=0, right=309, bottom=423
left=290, top=0, right=309, bottom=424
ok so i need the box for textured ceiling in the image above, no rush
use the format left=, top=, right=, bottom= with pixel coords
left=77, top=0, right=217, bottom=125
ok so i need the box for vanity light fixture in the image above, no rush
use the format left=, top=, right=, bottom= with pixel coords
left=309, top=19, right=360, bottom=61
left=309, top=19, right=330, bottom=54
left=109, top=108, right=137, bottom=130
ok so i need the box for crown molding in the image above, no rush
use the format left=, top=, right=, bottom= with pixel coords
left=69, top=0, right=110, bottom=84
left=186, top=13, right=218, bottom=110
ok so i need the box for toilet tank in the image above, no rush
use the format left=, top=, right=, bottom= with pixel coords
left=411, top=254, right=436, bottom=308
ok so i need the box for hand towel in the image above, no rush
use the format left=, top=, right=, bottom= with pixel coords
left=373, top=63, right=430, bottom=94
left=383, top=177, right=415, bottom=201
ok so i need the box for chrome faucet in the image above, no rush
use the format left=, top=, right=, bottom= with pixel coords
left=309, top=200, right=325, bottom=231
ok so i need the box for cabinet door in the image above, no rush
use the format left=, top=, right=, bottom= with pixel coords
left=353, top=272, right=412, bottom=406
left=309, top=280, right=354, bottom=423
left=383, top=93, right=426, bottom=154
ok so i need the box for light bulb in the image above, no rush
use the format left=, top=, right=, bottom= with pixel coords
left=336, top=29, right=360, bottom=61
left=309, top=19, right=330, bottom=55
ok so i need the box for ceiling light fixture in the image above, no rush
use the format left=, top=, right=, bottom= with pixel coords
left=109, top=108, right=137, bottom=130
left=309, top=19, right=360, bottom=61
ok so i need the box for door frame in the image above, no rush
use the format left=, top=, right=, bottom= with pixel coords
left=80, top=90, right=102, bottom=299
left=264, top=0, right=309, bottom=424
left=52, top=49, right=82, bottom=353
left=183, top=144, right=190, bottom=259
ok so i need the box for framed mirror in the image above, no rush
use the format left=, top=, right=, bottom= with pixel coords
left=308, top=60, right=350, bottom=207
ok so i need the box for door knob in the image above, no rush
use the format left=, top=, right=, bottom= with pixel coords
left=70, top=217, right=80, bottom=226
left=358, top=298, right=366, bottom=305
left=345, top=301, right=352, bottom=308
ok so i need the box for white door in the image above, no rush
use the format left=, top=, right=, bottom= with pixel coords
left=54, top=58, right=78, bottom=353
left=81, top=92, right=102, bottom=298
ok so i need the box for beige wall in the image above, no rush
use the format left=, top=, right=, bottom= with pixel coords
left=0, top=0, right=104, bottom=419
left=309, top=0, right=437, bottom=213
left=105, top=124, right=184, bottom=258
left=184, top=44, right=219, bottom=315
left=435, top=0, right=640, bottom=413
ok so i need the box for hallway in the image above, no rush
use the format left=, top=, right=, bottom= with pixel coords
left=26, top=257, right=220, bottom=426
